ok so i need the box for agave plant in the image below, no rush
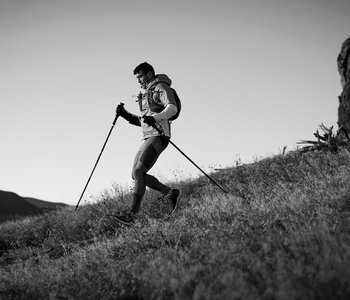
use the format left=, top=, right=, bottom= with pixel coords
left=298, top=124, right=350, bottom=153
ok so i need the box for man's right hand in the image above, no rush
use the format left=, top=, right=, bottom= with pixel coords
left=115, top=103, right=141, bottom=127
left=116, top=103, right=125, bottom=115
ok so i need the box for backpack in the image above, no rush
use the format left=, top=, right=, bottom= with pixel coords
left=149, top=81, right=181, bottom=121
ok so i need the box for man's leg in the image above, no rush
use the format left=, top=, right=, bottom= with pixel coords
left=131, top=136, right=183, bottom=215
left=130, top=136, right=169, bottom=213
left=114, top=136, right=182, bottom=224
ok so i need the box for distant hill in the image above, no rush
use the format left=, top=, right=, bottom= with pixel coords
left=0, top=190, right=67, bottom=222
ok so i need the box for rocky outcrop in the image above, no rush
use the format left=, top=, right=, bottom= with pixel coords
left=337, top=37, right=350, bottom=138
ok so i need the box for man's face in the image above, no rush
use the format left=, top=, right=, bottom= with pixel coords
left=135, top=70, right=152, bottom=89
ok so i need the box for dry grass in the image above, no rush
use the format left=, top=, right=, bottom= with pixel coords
left=1, top=148, right=350, bottom=299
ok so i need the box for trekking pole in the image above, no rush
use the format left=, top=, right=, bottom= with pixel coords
left=147, top=119, right=228, bottom=194
left=75, top=103, right=124, bottom=211
left=168, top=139, right=228, bottom=194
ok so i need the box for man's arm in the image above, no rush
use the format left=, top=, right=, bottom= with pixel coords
left=116, top=104, right=141, bottom=127
left=153, top=104, right=177, bottom=122
left=153, top=83, right=177, bottom=122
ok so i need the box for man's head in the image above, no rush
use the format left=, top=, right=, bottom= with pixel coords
left=133, top=62, right=156, bottom=89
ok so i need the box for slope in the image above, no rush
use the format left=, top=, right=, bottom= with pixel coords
left=0, top=149, right=350, bottom=299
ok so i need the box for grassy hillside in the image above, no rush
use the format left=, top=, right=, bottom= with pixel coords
left=1, top=148, right=350, bottom=299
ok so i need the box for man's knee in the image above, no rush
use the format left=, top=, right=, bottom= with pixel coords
left=132, top=162, right=146, bottom=180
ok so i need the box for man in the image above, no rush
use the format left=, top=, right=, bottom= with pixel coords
left=114, top=62, right=183, bottom=225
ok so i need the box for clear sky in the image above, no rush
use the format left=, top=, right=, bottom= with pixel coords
left=1, top=0, right=349, bottom=205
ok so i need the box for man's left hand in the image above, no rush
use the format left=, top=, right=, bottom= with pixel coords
left=142, top=115, right=157, bottom=127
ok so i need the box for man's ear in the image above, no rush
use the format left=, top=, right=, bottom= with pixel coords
left=146, top=71, right=154, bottom=80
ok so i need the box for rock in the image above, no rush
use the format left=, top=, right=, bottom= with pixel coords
left=337, top=37, right=350, bottom=138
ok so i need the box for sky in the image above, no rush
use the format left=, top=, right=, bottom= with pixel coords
left=1, top=0, right=350, bottom=206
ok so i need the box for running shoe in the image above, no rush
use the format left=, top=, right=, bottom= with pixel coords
left=111, top=212, right=136, bottom=226
left=164, top=188, right=183, bottom=215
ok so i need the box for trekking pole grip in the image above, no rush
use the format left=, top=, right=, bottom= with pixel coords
left=113, top=102, right=124, bottom=125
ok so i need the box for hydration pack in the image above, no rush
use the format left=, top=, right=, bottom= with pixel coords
left=149, top=81, right=181, bottom=121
